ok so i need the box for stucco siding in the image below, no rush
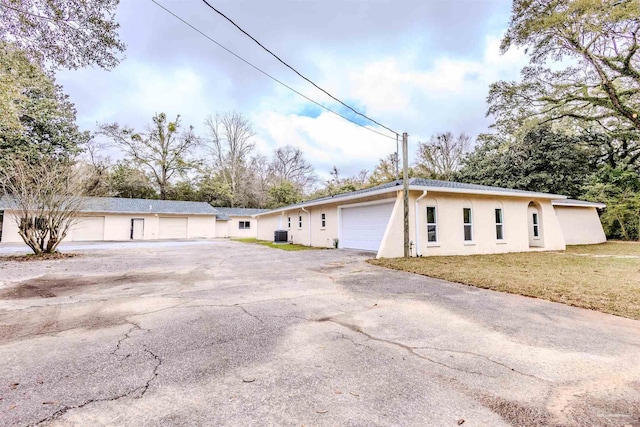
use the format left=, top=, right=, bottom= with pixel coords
left=215, top=221, right=229, bottom=238
left=412, top=192, right=565, bottom=256
left=554, top=206, right=606, bottom=245
left=0, top=211, right=215, bottom=243
left=220, top=217, right=259, bottom=238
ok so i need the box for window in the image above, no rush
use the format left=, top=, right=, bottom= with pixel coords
left=239, top=221, right=250, bottom=230
left=495, top=208, right=504, bottom=240
left=321, top=213, right=326, bottom=228
left=426, top=206, right=437, bottom=243
left=532, top=213, right=539, bottom=238
left=463, top=207, right=473, bottom=241
left=287, top=217, right=291, bottom=229
left=298, top=215, right=302, bottom=228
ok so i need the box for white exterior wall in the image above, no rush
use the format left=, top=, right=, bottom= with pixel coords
left=226, top=217, right=259, bottom=238
left=215, top=220, right=229, bottom=238
left=256, top=190, right=572, bottom=258
left=0, top=211, right=215, bottom=243
left=554, top=206, right=606, bottom=245
left=405, top=192, right=566, bottom=257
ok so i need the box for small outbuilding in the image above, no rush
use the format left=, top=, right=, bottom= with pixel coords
left=0, top=197, right=219, bottom=243
left=253, top=178, right=607, bottom=258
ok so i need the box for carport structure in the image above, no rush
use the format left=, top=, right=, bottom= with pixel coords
left=0, top=196, right=219, bottom=243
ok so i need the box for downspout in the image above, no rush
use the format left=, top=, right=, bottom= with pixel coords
left=301, top=207, right=311, bottom=246
left=414, top=190, right=428, bottom=257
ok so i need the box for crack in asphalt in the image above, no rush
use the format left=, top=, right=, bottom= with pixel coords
left=234, top=304, right=264, bottom=324
left=412, top=344, right=546, bottom=381
left=323, top=317, right=501, bottom=377
left=139, top=345, right=162, bottom=397
left=110, top=321, right=148, bottom=358
left=33, top=340, right=163, bottom=425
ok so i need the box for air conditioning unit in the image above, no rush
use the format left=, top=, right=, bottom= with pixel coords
left=274, top=230, right=288, bottom=243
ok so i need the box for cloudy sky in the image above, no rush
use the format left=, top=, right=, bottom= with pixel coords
left=57, top=0, right=529, bottom=179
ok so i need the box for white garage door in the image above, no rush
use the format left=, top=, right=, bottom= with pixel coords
left=158, top=217, right=188, bottom=239
left=73, top=216, right=105, bottom=241
left=341, top=201, right=395, bottom=251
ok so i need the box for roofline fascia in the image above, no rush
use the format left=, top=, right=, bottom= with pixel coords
left=552, top=201, right=606, bottom=208
left=418, top=186, right=567, bottom=200
left=253, top=184, right=569, bottom=217
left=2, top=208, right=218, bottom=216
left=253, top=185, right=403, bottom=217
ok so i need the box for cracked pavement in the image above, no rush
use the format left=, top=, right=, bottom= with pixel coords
left=1, top=240, right=639, bottom=426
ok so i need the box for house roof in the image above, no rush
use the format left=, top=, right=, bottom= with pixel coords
left=0, top=196, right=219, bottom=216
left=213, top=207, right=270, bottom=220
left=253, top=178, right=569, bottom=217
left=552, top=199, right=606, bottom=209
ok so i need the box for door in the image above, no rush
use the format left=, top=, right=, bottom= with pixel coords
left=340, top=201, right=395, bottom=251
left=158, top=217, right=188, bottom=239
left=131, top=218, right=144, bottom=240
left=73, top=216, right=105, bottom=241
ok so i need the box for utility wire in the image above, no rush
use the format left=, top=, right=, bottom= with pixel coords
left=200, top=0, right=399, bottom=137
left=150, top=0, right=396, bottom=141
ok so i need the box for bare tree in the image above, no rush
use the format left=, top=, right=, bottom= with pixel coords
left=204, top=112, right=255, bottom=207
left=0, top=155, right=85, bottom=254
left=99, top=113, right=200, bottom=200
left=269, top=145, right=317, bottom=192
left=415, top=132, right=471, bottom=181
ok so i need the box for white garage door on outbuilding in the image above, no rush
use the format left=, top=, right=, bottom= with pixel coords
left=340, top=200, right=395, bottom=251
left=158, top=217, right=188, bottom=239
left=73, top=216, right=105, bottom=241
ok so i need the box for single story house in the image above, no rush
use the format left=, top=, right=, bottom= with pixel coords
left=253, top=178, right=607, bottom=258
left=214, top=207, right=269, bottom=238
left=0, top=197, right=219, bottom=243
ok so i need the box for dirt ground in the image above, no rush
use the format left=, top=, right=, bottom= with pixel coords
left=1, top=240, right=640, bottom=426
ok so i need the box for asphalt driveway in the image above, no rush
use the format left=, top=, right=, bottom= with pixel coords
left=0, top=240, right=639, bottom=426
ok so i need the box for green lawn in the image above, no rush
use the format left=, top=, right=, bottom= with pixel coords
left=231, top=238, right=324, bottom=251
left=369, top=242, right=640, bottom=320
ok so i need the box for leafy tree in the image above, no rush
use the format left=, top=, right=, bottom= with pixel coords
left=0, top=42, right=88, bottom=160
left=0, top=154, right=85, bottom=254
left=205, top=112, right=255, bottom=207
left=489, top=0, right=640, bottom=142
left=584, top=165, right=640, bottom=240
left=458, top=127, right=596, bottom=198
left=196, top=173, right=232, bottom=206
left=267, top=181, right=302, bottom=209
left=369, top=152, right=400, bottom=185
left=414, top=132, right=471, bottom=180
left=0, top=0, right=125, bottom=70
left=166, top=179, right=200, bottom=202
left=99, top=113, right=200, bottom=200
left=108, top=162, right=157, bottom=200
left=269, top=145, right=317, bottom=192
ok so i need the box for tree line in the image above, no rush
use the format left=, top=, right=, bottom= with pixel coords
left=1, top=0, right=639, bottom=257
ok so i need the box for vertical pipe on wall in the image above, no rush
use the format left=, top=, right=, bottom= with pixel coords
left=301, top=207, right=311, bottom=246
left=414, top=190, right=428, bottom=256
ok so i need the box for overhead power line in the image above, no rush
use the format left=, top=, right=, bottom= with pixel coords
left=150, top=0, right=397, bottom=141
left=199, top=0, right=399, bottom=137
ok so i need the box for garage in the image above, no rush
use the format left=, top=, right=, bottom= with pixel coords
left=158, top=217, right=188, bottom=239
left=73, top=216, right=105, bottom=241
left=340, top=201, right=395, bottom=251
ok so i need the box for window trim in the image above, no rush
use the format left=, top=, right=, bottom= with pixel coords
left=298, top=215, right=302, bottom=229
left=532, top=212, right=540, bottom=239
left=426, top=205, right=438, bottom=245
left=239, top=220, right=251, bottom=230
left=463, top=207, right=474, bottom=243
left=287, top=216, right=291, bottom=229
left=321, top=212, right=326, bottom=229
left=495, top=207, right=505, bottom=242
